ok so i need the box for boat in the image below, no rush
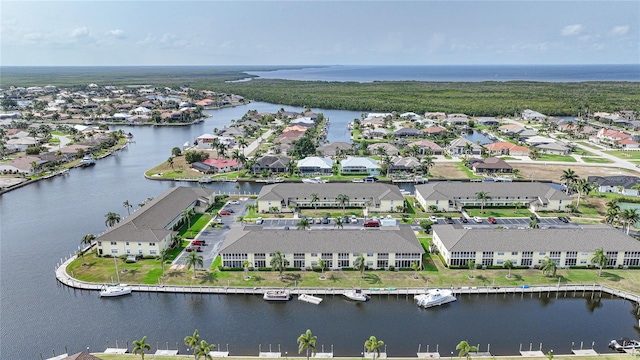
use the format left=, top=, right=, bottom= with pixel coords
left=198, top=176, right=213, bottom=183
left=100, top=256, right=132, bottom=297
left=414, top=289, right=456, bottom=308
left=609, top=338, right=640, bottom=352
left=352, top=178, right=364, bottom=183
left=263, top=290, right=290, bottom=301
left=79, top=155, right=96, bottom=167
left=301, top=177, right=327, bottom=184
left=298, top=294, right=323, bottom=305
left=343, top=289, right=369, bottom=302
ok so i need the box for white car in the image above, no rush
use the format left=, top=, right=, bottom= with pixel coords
left=255, top=217, right=264, bottom=224
left=429, top=215, right=438, bottom=223
left=228, top=200, right=240, bottom=205
left=473, top=216, right=483, bottom=223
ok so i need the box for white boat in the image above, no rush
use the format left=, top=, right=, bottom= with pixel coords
left=298, top=294, right=323, bottom=305
left=609, top=338, right=640, bottom=352
left=352, top=178, right=364, bottom=183
left=79, top=155, right=96, bottom=167
left=198, top=176, right=213, bottom=183
left=263, top=290, right=290, bottom=301
left=100, top=284, right=132, bottom=297
left=343, top=289, right=369, bottom=302
left=100, top=256, right=132, bottom=297
left=414, top=289, right=456, bottom=308
left=302, top=177, right=327, bottom=184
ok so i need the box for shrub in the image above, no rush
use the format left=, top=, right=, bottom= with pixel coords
left=388, top=265, right=395, bottom=271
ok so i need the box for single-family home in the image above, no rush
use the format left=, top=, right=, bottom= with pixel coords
left=202, top=158, right=240, bottom=173
left=407, top=139, right=443, bottom=155
left=339, top=157, right=380, bottom=175
left=476, top=117, right=501, bottom=126
left=423, top=126, right=448, bottom=137
left=296, top=157, right=333, bottom=174
left=362, top=127, right=390, bottom=139
left=522, top=109, right=547, bottom=121
left=317, top=142, right=352, bottom=157
left=251, top=155, right=292, bottom=174
left=484, top=142, right=530, bottom=157
left=390, top=156, right=421, bottom=173
left=367, top=143, right=399, bottom=156
left=468, top=157, right=513, bottom=174
left=446, top=138, right=482, bottom=156
left=393, top=128, right=423, bottom=138
left=588, top=176, right=640, bottom=197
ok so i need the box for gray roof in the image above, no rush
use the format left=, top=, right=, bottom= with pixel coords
left=257, top=183, right=404, bottom=205
left=588, top=175, right=640, bottom=189
left=98, top=187, right=215, bottom=243
left=220, top=226, right=424, bottom=254
left=415, top=182, right=571, bottom=202
left=433, top=224, right=640, bottom=252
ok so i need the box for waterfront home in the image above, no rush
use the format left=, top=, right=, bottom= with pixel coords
left=339, top=157, right=380, bottom=175
left=446, top=138, right=482, bottom=157
left=432, top=224, right=640, bottom=268
left=468, top=157, right=513, bottom=174
left=367, top=142, right=399, bottom=156
left=484, top=142, right=530, bottom=157
left=445, top=114, right=470, bottom=126
left=476, top=117, right=501, bottom=126
left=532, top=142, right=572, bottom=155
left=291, top=117, right=316, bottom=127
left=422, top=126, right=447, bottom=137
left=588, top=175, right=640, bottom=197
left=390, top=156, right=421, bottom=173
left=219, top=226, right=423, bottom=270
left=317, top=142, right=352, bottom=157
left=407, top=139, right=443, bottom=155
left=498, top=124, right=526, bottom=136
left=296, top=157, right=333, bottom=175
left=202, top=158, right=240, bottom=173
left=414, top=182, right=572, bottom=212
left=251, top=155, right=292, bottom=174
left=95, top=187, right=216, bottom=257
left=196, top=133, right=235, bottom=149
left=393, top=127, right=422, bottom=138
left=522, top=109, right=547, bottom=121
left=256, top=183, right=404, bottom=213
left=361, top=127, right=390, bottom=139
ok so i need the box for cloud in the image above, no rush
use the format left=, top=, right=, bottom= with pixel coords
left=610, top=25, right=629, bottom=36
left=70, top=27, right=89, bottom=38
left=106, top=29, right=125, bottom=39
left=561, top=24, right=584, bottom=36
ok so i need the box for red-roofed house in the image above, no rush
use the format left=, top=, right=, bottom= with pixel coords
left=618, top=139, right=640, bottom=149
left=203, top=158, right=240, bottom=173
left=407, top=139, right=443, bottom=155
left=597, top=128, right=633, bottom=142
left=423, top=126, right=447, bottom=136
left=484, top=142, right=530, bottom=156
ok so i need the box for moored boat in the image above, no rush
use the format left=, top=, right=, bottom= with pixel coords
left=100, top=284, right=132, bottom=297
left=609, top=338, right=640, bottom=352
left=301, top=177, right=327, bottom=184
left=343, top=289, right=369, bottom=302
left=79, top=155, right=96, bottom=167
left=298, top=294, right=323, bottom=305
left=414, top=289, right=456, bottom=308
left=263, top=290, right=290, bottom=301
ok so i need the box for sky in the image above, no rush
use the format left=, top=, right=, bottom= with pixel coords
left=1, top=0, right=638, bottom=66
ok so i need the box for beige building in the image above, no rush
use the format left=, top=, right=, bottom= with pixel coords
left=96, top=187, right=216, bottom=257
left=219, top=226, right=424, bottom=270
left=256, top=183, right=405, bottom=214
left=414, top=182, right=572, bottom=212
left=432, top=225, right=640, bottom=268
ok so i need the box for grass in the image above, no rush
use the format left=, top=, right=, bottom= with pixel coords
left=91, top=355, right=636, bottom=360
left=464, top=207, right=534, bottom=218
left=605, top=150, right=640, bottom=160
left=455, top=163, right=483, bottom=178
left=573, top=148, right=597, bottom=156
left=576, top=141, right=601, bottom=149
left=533, top=154, right=577, bottom=162
left=581, top=157, right=614, bottom=164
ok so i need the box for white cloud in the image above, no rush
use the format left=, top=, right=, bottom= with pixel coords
left=610, top=25, right=629, bottom=36
left=106, top=29, right=125, bottom=39
left=561, top=24, right=584, bottom=36
left=70, top=27, right=89, bottom=38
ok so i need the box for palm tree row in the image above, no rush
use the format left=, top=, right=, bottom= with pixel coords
left=604, top=198, right=639, bottom=234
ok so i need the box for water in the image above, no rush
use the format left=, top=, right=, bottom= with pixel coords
left=246, top=65, right=640, bottom=83
left=464, top=130, right=493, bottom=145
left=1, top=102, right=638, bottom=359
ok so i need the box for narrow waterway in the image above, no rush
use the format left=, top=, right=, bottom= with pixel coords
left=0, top=102, right=638, bottom=359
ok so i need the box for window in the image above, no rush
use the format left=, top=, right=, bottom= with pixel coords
left=138, top=250, right=143, bottom=255
left=126, top=249, right=131, bottom=254
left=310, top=253, right=317, bottom=257
left=512, top=252, right=518, bottom=255
left=149, top=243, right=155, bottom=247
left=580, top=259, right=587, bottom=264
left=377, top=260, right=388, bottom=268
left=497, top=252, right=505, bottom=256
left=137, top=242, right=142, bottom=246
left=97, top=241, right=102, bottom=246
left=367, top=253, right=373, bottom=257
left=111, top=249, right=118, bottom=254
left=110, top=242, right=117, bottom=245
left=125, top=242, right=130, bottom=246
left=539, top=252, right=546, bottom=256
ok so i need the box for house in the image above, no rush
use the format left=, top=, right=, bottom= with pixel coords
left=361, top=117, right=386, bottom=128
left=468, top=157, right=513, bottom=174
left=390, top=156, right=421, bottom=173
left=424, top=112, right=446, bottom=121
left=291, top=117, right=315, bottom=127
left=407, top=139, right=443, bottom=155
left=432, top=224, right=640, bottom=268
left=202, top=158, right=240, bottom=173
left=362, top=127, right=390, bottom=139
left=251, top=155, right=292, bottom=174
left=618, top=139, right=640, bottom=149
left=445, top=114, right=470, bottom=126
left=393, top=127, right=422, bottom=138
left=484, top=142, right=530, bottom=156
left=317, top=142, right=352, bottom=157
left=446, top=138, right=482, bottom=156
left=0, top=155, right=44, bottom=174
left=588, top=175, right=640, bottom=197
left=414, top=182, right=572, bottom=212
left=218, top=226, right=423, bottom=270
left=95, top=187, right=215, bottom=257
left=423, top=126, right=447, bottom=137
left=498, top=124, right=526, bottom=136
left=339, top=157, right=380, bottom=175
left=476, top=117, right=501, bottom=126
left=367, top=142, right=399, bottom=156
left=196, top=133, right=235, bottom=149
left=296, top=157, right=333, bottom=174
left=522, top=109, right=547, bottom=121
left=256, top=183, right=405, bottom=213
left=532, top=142, right=571, bottom=155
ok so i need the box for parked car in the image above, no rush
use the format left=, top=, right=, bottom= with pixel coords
left=284, top=226, right=290, bottom=230
left=473, top=216, right=483, bottom=223
left=185, top=246, right=201, bottom=252
left=255, top=217, right=264, bottom=224
left=351, top=215, right=358, bottom=223
left=321, top=217, right=329, bottom=224
left=558, top=216, right=569, bottom=223
left=444, top=216, right=454, bottom=224
left=459, top=216, right=468, bottom=223
left=343, top=216, right=350, bottom=223
left=363, top=176, right=379, bottom=182
left=488, top=217, right=497, bottom=224
left=363, top=219, right=380, bottom=227
left=228, top=200, right=240, bottom=205
left=309, top=217, right=315, bottom=224
left=218, top=210, right=231, bottom=215
left=223, top=208, right=234, bottom=213
left=429, top=215, right=438, bottom=223
left=191, top=240, right=205, bottom=246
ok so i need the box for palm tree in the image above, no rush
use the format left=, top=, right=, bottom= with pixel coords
left=318, top=259, right=326, bottom=277
left=364, top=335, right=384, bottom=360
left=411, top=261, right=421, bottom=279
left=104, top=211, right=121, bottom=229
left=270, top=250, right=287, bottom=279
left=334, top=217, right=343, bottom=229
left=336, top=194, right=349, bottom=215
left=184, top=329, right=200, bottom=359
left=574, top=178, right=593, bottom=209
left=529, top=219, right=539, bottom=229
left=475, top=191, right=490, bottom=214
left=620, top=208, right=640, bottom=234
left=560, top=168, right=579, bottom=195
left=242, top=260, right=252, bottom=279
left=296, top=218, right=311, bottom=230
left=511, top=202, right=521, bottom=214
left=123, top=200, right=133, bottom=216
left=354, top=254, right=366, bottom=278
left=160, top=248, right=170, bottom=278
left=79, top=234, right=95, bottom=265
left=297, top=329, right=317, bottom=360
left=420, top=156, right=435, bottom=176
left=194, top=340, right=215, bottom=360
left=182, top=207, right=196, bottom=236
left=456, top=340, right=478, bottom=360
left=132, top=336, right=151, bottom=360
left=540, top=256, right=557, bottom=278
left=503, top=260, right=514, bottom=279
left=167, top=156, right=174, bottom=169
left=185, top=251, right=204, bottom=278
left=311, top=193, right=320, bottom=212
left=591, top=247, right=608, bottom=277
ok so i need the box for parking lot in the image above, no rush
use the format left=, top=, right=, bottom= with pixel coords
left=431, top=215, right=580, bottom=229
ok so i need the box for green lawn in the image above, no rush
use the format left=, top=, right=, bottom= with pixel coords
left=605, top=150, right=640, bottom=160
left=576, top=141, right=600, bottom=149
left=573, top=148, right=597, bottom=156
left=533, top=154, right=577, bottom=162
left=455, top=163, right=483, bottom=178
left=581, top=157, right=614, bottom=164
left=464, top=206, right=533, bottom=218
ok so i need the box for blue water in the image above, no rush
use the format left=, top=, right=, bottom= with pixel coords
left=246, top=64, right=640, bottom=83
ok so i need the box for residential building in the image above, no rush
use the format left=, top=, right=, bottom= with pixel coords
left=317, top=142, right=352, bottom=157
left=367, top=142, right=399, bottom=156
left=95, top=187, right=216, bottom=257
left=390, top=156, right=421, bottom=173
left=446, top=138, right=482, bottom=156
left=414, top=182, right=572, bottom=212
left=484, top=142, right=530, bottom=156
left=407, top=139, right=443, bottom=155
left=522, top=109, right=547, bottom=121
left=393, top=127, right=423, bottom=138
left=219, top=226, right=424, bottom=270
left=339, top=157, right=380, bottom=174
left=476, top=117, right=501, bottom=126
left=432, top=225, right=640, bottom=268
left=296, top=157, right=333, bottom=174
left=588, top=176, right=640, bottom=197
left=256, top=183, right=405, bottom=213
left=251, top=155, right=292, bottom=174
left=468, top=157, right=513, bottom=174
